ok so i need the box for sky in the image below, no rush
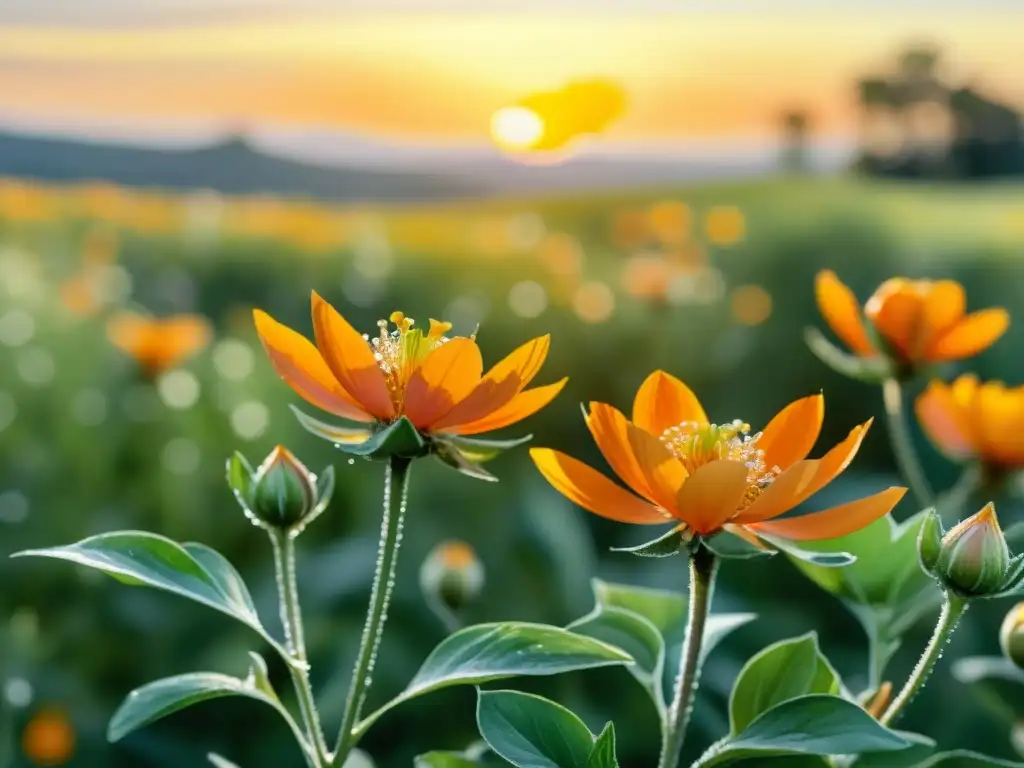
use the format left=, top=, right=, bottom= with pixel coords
left=1, top=3, right=1022, bottom=145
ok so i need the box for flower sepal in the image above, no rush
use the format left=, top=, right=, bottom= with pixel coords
left=610, top=525, right=691, bottom=558
left=702, top=530, right=775, bottom=560
left=432, top=433, right=534, bottom=483
left=227, top=446, right=334, bottom=534
left=756, top=532, right=856, bottom=567
left=292, top=406, right=429, bottom=461
left=805, top=327, right=893, bottom=384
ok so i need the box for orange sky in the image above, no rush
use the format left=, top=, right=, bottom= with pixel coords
left=1, top=13, right=1022, bottom=142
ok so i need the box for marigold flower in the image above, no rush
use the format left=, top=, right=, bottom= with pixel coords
left=815, top=271, right=1008, bottom=367
left=917, top=375, right=1024, bottom=469
left=107, top=312, right=212, bottom=378
left=254, top=293, right=566, bottom=441
left=530, top=371, right=905, bottom=544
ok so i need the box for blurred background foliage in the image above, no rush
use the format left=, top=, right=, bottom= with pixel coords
left=2, top=170, right=1024, bottom=767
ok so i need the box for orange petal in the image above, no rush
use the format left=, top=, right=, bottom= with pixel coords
left=915, top=380, right=977, bottom=461
left=626, top=422, right=688, bottom=511
left=927, top=308, right=1010, bottom=362
left=253, top=309, right=372, bottom=422
left=973, top=382, right=1024, bottom=466
left=952, top=373, right=981, bottom=408
left=453, top=378, right=568, bottom=436
left=633, top=370, right=707, bottom=436
left=674, top=460, right=750, bottom=534
left=432, top=335, right=550, bottom=430
left=921, top=280, right=965, bottom=347
left=758, top=394, right=824, bottom=471
left=796, top=420, right=873, bottom=504
left=814, top=271, right=874, bottom=356
left=403, top=338, right=483, bottom=430
left=730, top=461, right=819, bottom=524
left=867, top=289, right=922, bottom=360
left=529, top=448, right=668, bottom=524
left=310, top=292, right=394, bottom=421
left=749, top=487, right=906, bottom=541
left=586, top=403, right=657, bottom=502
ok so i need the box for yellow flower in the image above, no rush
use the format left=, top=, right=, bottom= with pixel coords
left=815, top=271, right=1008, bottom=366
left=254, top=293, right=566, bottom=438
left=531, top=371, right=905, bottom=543
left=917, top=375, right=1024, bottom=468
left=107, top=312, right=212, bottom=378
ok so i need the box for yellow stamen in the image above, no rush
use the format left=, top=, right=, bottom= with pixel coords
left=368, top=311, right=453, bottom=412
left=429, top=319, right=453, bottom=339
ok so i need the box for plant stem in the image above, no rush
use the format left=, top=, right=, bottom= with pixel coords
left=936, top=464, right=981, bottom=522
left=333, top=457, right=412, bottom=764
left=880, top=593, right=968, bottom=726
left=882, top=377, right=935, bottom=510
left=270, top=530, right=330, bottom=767
left=658, top=546, right=718, bottom=768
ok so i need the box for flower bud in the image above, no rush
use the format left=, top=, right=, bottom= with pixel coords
left=917, top=509, right=943, bottom=574
left=420, top=540, right=485, bottom=614
left=227, top=447, right=334, bottom=533
left=935, top=503, right=1010, bottom=597
left=1000, top=602, right=1024, bottom=671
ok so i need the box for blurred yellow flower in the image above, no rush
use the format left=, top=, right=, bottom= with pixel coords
left=731, top=284, right=773, bottom=326
left=816, top=271, right=1009, bottom=366
left=22, top=708, right=75, bottom=766
left=705, top=205, right=746, bottom=246
left=107, top=312, right=213, bottom=378
left=648, top=200, right=691, bottom=246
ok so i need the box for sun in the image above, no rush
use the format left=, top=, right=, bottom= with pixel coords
left=490, top=106, right=545, bottom=150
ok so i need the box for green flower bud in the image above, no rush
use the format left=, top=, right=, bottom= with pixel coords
left=227, top=447, right=334, bottom=533
left=918, top=508, right=943, bottom=574
left=420, top=540, right=485, bottom=614
left=935, top=503, right=1010, bottom=598
left=1001, top=602, right=1024, bottom=671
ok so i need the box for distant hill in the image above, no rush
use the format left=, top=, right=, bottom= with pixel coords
left=0, top=130, right=485, bottom=201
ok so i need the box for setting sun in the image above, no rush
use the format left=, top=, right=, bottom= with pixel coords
left=490, top=106, right=545, bottom=150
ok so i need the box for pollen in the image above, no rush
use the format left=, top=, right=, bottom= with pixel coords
left=661, top=419, right=781, bottom=505
left=367, top=312, right=451, bottom=410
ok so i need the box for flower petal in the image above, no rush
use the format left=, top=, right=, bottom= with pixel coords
left=927, top=308, right=1010, bottom=362
left=403, top=337, right=483, bottom=429
left=432, top=335, right=549, bottom=430
left=974, top=381, right=1024, bottom=466
left=529, top=448, right=668, bottom=524
left=758, top=394, right=824, bottom=471
left=586, top=403, right=657, bottom=502
left=814, top=270, right=874, bottom=356
left=674, top=460, right=750, bottom=534
left=795, top=420, right=873, bottom=504
left=453, top=378, right=568, bottom=436
left=310, top=292, right=394, bottom=421
left=633, top=370, right=707, bottom=436
left=253, top=309, right=372, bottom=422
left=626, top=422, right=688, bottom=511
left=749, top=487, right=906, bottom=541
left=730, top=461, right=819, bottom=525
left=921, top=280, right=965, bottom=346
left=867, top=288, right=921, bottom=360
left=915, top=380, right=977, bottom=461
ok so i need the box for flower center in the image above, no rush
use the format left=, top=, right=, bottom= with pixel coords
left=366, top=311, right=453, bottom=410
left=660, top=419, right=781, bottom=509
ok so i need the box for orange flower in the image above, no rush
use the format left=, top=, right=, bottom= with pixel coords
left=254, top=293, right=566, bottom=440
left=917, top=375, right=1024, bottom=468
left=107, top=312, right=212, bottom=377
left=531, top=371, right=905, bottom=544
left=22, top=708, right=75, bottom=766
left=815, top=271, right=1008, bottom=366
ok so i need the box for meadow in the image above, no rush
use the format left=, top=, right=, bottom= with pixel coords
left=3, top=173, right=1024, bottom=767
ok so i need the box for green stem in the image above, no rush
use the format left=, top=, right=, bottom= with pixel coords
left=270, top=530, right=330, bottom=767
left=333, top=457, right=412, bottom=764
left=882, top=378, right=935, bottom=510
left=880, top=593, right=968, bottom=726
left=936, top=464, right=981, bottom=523
left=658, top=546, right=718, bottom=768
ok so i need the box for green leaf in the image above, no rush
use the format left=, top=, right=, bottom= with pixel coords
left=226, top=452, right=254, bottom=507
left=292, top=408, right=427, bottom=460
left=439, top=434, right=533, bottom=463
left=759, top=533, right=854, bottom=567
left=804, top=327, right=891, bottom=383
left=570, top=580, right=754, bottom=717
left=476, top=690, right=594, bottom=768
left=610, top=526, right=686, bottom=557
left=851, top=731, right=937, bottom=767
left=952, top=656, right=1024, bottom=723
left=696, top=695, right=911, bottom=767
left=208, top=754, right=242, bottom=768
left=703, top=531, right=775, bottom=560
left=913, top=752, right=1024, bottom=767
left=729, top=633, right=839, bottom=734
left=415, top=744, right=508, bottom=767
left=13, top=532, right=277, bottom=650
left=434, top=439, right=498, bottom=482
left=355, top=622, right=632, bottom=736
left=109, top=668, right=288, bottom=742
left=587, top=723, right=619, bottom=768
